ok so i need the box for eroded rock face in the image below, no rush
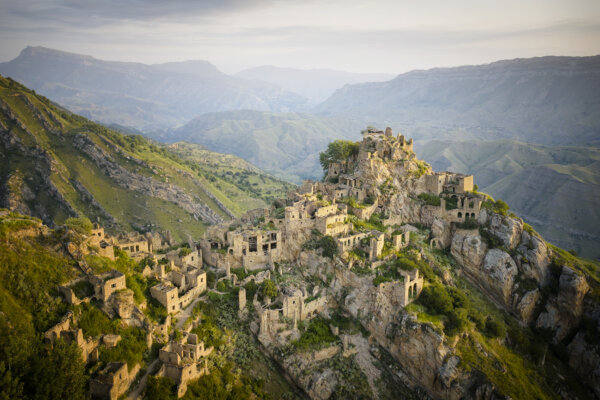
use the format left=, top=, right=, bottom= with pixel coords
left=488, top=213, right=523, bottom=250
left=557, top=266, right=589, bottom=321
left=537, top=266, right=590, bottom=342
left=481, top=249, right=518, bottom=305
left=517, top=231, right=551, bottom=286
left=451, top=231, right=487, bottom=273
left=568, top=332, right=600, bottom=398
left=514, top=289, right=541, bottom=324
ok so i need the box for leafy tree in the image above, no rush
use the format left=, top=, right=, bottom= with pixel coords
left=0, top=361, right=23, bottom=400
left=147, top=376, right=176, bottom=400
left=30, top=340, right=86, bottom=400
left=261, top=279, right=278, bottom=299
left=418, top=283, right=453, bottom=314
left=445, top=308, right=469, bottom=336
left=319, top=140, right=360, bottom=172
left=64, top=217, right=93, bottom=234
left=319, top=235, right=338, bottom=259
left=485, top=317, right=507, bottom=338
left=77, top=303, right=115, bottom=337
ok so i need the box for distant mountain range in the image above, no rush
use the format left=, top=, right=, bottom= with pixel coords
left=316, top=56, right=600, bottom=146
left=418, top=140, right=600, bottom=258
left=236, top=66, right=393, bottom=105
left=0, top=47, right=310, bottom=132
left=0, top=75, right=293, bottom=242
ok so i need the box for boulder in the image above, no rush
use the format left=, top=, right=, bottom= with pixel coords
left=488, top=213, right=523, bottom=251
left=451, top=231, right=487, bottom=273
left=517, top=231, right=551, bottom=286
left=481, top=249, right=518, bottom=305
left=557, top=266, right=589, bottom=321
left=515, top=289, right=541, bottom=324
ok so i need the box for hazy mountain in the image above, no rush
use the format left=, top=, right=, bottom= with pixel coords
left=168, top=110, right=369, bottom=182
left=0, top=75, right=293, bottom=242
left=316, top=56, right=600, bottom=146
left=418, top=140, right=600, bottom=258
left=0, top=46, right=310, bottom=132
left=236, top=65, right=394, bottom=105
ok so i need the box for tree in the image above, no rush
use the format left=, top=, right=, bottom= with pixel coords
left=261, top=279, right=278, bottom=299
left=64, top=217, right=93, bottom=235
left=418, top=284, right=453, bottom=314
left=319, top=140, right=360, bottom=172
left=319, top=235, right=338, bottom=259
left=0, top=361, right=23, bottom=400
left=30, top=340, right=86, bottom=400
left=147, top=376, right=176, bottom=400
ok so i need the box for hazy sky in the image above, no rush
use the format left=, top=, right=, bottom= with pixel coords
left=1, top=0, right=599, bottom=74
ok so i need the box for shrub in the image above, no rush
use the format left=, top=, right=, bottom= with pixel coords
left=418, top=193, right=441, bottom=207
left=293, top=317, right=337, bottom=351
left=445, top=307, right=469, bottom=336
left=178, top=247, right=192, bottom=258
left=484, top=317, right=506, bottom=338
left=261, top=279, right=278, bottom=299
left=418, top=284, right=453, bottom=314
left=64, top=217, right=93, bottom=234
left=373, top=275, right=393, bottom=286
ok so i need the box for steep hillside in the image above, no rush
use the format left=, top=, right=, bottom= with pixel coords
left=236, top=66, right=394, bottom=105
left=170, top=110, right=369, bottom=182
left=0, top=47, right=309, bottom=132
left=418, top=140, right=600, bottom=258
left=0, top=75, right=293, bottom=242
left=316, top=56, right=600, bottom=146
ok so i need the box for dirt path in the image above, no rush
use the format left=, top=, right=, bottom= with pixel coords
left=127, top=359, right=159, bottom=400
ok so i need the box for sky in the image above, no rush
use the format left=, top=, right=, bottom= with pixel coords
left=0, top=0, right=599, bottom=74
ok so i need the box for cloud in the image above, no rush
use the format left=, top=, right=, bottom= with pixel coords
left=1, top=0, right=271, bottom=26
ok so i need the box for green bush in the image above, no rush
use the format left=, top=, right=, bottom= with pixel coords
left=178, top=247, right=192, bottom=257
left=147, top=376, right=176, bottom=400
left=445, top=308, right=469, bottom=336
left=485, top=317, right=507, bottom=338
left=418, top=193, right=441, bottom=206
left=77, top=303, right=115, bottom=338
left=261, top=279, right=278, bottom=299
left=372, top=275, right=393, bottom=286
left=418, top=284, right=454, bottom=314
left=293, top=317, right=337, bottom=351
left=64, top=217, right=93, bottom=235
left=99, top=327, right=147, bottom=370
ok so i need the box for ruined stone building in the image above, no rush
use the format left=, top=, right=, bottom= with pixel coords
left=158, top=333, right=213, bottom=397
left=150, top=266, right=206, bottom=314
left=44, top=311, right=99, bottom=363
left=88, top=225, right=116, bottom=260
left=89, top=362, right=132, bottom=400
left=90, top=270, right=127, bottom=302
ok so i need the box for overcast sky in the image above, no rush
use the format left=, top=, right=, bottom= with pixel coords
left=0, top=0, right=599, bottom=74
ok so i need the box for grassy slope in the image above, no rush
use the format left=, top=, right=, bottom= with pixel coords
left=417, top=140, right=600, bottom=258
left=170, top=110, right=368, bottom=183
left=0, top=76, right=293, bottom=242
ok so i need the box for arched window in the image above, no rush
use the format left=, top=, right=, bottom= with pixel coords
left=457, top=212, right=462, bottom=218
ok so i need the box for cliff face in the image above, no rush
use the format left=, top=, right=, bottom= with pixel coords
left=323, top=142, right=600, bottom=398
